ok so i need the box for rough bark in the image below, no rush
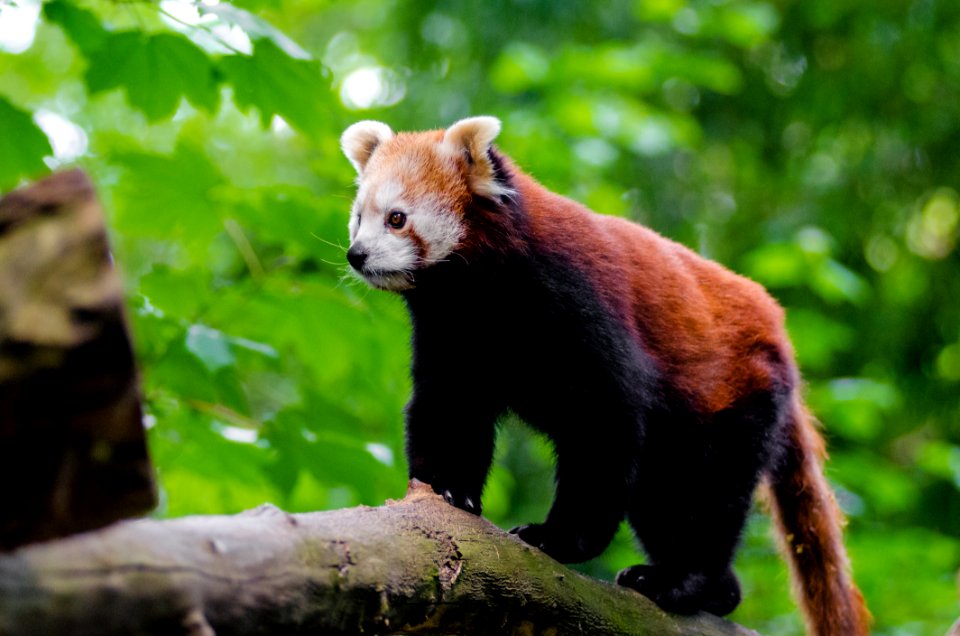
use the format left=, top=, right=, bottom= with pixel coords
left=0, top=170, right=155, bottom=550
left=0, top=481, right=758, bottom=635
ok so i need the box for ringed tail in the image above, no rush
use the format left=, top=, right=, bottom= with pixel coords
left=768, top=397, right=871, bottom=636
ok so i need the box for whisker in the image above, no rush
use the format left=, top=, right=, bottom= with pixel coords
left=311, top=233, right=348, bottom=252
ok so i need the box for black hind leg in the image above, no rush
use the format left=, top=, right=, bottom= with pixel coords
left=620, top=466, right=755, bottom=617
left=620, top=393, right=789, bottom=615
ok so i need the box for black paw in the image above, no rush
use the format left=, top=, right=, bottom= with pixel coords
left=433, top=484, right=481, bottom=515
left=616, top=565, right=741, bottom=616
left=508, top=523, right=601, bottom=563
left=700, top=569, right=741, bottom=616
left=617, top=565, right=704, bottom=614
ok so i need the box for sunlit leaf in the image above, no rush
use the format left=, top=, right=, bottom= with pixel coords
left=137, top=266, right=211, bottom=321
left=85, top=31, right=219, bottom=121
left=264, top=411, right=404, bottom=505
left=42, top=0, right=107, bottom=57
left=811, top=258, right=870, bottom=305
left=741, top=243, right=806, bottom=286
left=186, top=324, right=237, bottom=372
left=200, top=2, right=310, bottom=59
left=0, top=96, right=51, bottom=191
left=149, top=407, right=278, bottom=516
left=711, top=2, right=780, bottom=47
left=220, top=39, right=330, bottom=136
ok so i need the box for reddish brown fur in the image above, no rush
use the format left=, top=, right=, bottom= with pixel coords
left=509, top=163, right=870, bottom=635
left=353, top=125, right=869, bottom=634
left=770, top=399, right=871, bottom=636
left=512, top=168, right=791, bottom=413
left=367, top=130, right=472, bottom=213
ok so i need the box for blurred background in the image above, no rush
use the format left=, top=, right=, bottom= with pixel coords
left=2, top=0, right=959, bottom=633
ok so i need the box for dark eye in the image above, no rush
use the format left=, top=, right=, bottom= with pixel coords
left=387, top=210, right=407, bottom=229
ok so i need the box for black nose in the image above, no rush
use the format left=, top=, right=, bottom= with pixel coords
left=347, top=246, right=368, bottom=271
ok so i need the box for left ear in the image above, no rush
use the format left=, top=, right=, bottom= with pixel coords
left=341, top=120, right=394, bottom=174
left=442, top=116, right=512, bottom=199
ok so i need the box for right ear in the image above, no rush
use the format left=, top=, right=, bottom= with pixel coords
left=341, top=121, right=394, bottom=173
left=442, top=116, right=511, bottom=199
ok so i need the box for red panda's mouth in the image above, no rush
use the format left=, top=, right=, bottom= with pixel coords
left=360, top=269, right=415, bottom=292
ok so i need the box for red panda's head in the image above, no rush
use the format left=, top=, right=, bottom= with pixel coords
left=340, top=116, right=512, bottom=291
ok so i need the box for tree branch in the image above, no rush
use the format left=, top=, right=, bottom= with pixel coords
left=0, top=481, right=757, bottom=635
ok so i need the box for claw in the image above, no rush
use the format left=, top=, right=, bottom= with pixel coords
left=442, top=489, right=454, bottom=504
left=464, top=497, right=476, bottom=512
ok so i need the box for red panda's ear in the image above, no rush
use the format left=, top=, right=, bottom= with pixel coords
left=341, top=121, right=394, bottom=174
left=443, top=116, right=512, bottom=199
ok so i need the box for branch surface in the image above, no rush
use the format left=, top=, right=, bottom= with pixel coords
left=0, top=481, right=758, bottom=635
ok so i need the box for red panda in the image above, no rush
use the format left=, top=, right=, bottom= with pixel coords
left=341, top=116, right=870, bottom=635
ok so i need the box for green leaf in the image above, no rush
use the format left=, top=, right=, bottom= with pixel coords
left=808, top=377, right=900, bottom=442
left=264, top=413, right=403, bottom=505
left=147, top=338, right=250, bottom=415
left=490, top=42, right=550, bottom=94
left=85, top=31, right=219, bottom=121
left=786, top=308, right=854, bottom=370
left=742, top=242, right=810, bottom=287
left=42, top=0, right=107, bottom=57
left=186, top=324, right=236, bottom=372
left=112, top=141, right=225, bottom=254
left=227, top=185, right=350, bottom=266
left=0, top=97, right=52, bottom=191
left=220, top=39, right=329, bottom=136
left=716, top=2, right=780, bottom=47
left=149, top=407, right=278, bottom=516
left=811, top=258, right=870, bottom=305
left=199, top=2, right=310, bottom=59
left=137, top=266, right=211, bottom=321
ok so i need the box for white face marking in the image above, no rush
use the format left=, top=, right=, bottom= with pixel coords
left=374, top=179, right=404, bottom=212
left=412, top=193, right=464, bottom=263
left=346, top=161, right=465, bottom=292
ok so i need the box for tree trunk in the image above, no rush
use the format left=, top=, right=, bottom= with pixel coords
left=0, top=480, right=758, bottom=635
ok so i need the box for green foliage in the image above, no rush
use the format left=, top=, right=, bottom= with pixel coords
left=113, top=141, right=225, bottom=245
left=220, top=40, right=332, bottom=135
left=84, top=31, right=219, bottom=120
left=42, top=0, right=106, bottom=56
left=3, top=0, right=960, bottom=633
left=0, top=96, right=52, bottom=189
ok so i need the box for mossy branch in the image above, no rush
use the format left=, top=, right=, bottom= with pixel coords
left=0, top=481, right=758, bottom=635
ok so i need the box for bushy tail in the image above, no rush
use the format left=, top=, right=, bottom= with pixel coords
left=768, top=397, right=870, bottom=636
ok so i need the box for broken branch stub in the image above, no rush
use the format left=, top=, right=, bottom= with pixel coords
left=0, top=170, right=155, bottom=550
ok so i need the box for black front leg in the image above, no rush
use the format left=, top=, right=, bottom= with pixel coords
left=405, top=381, right=501, bottom=515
